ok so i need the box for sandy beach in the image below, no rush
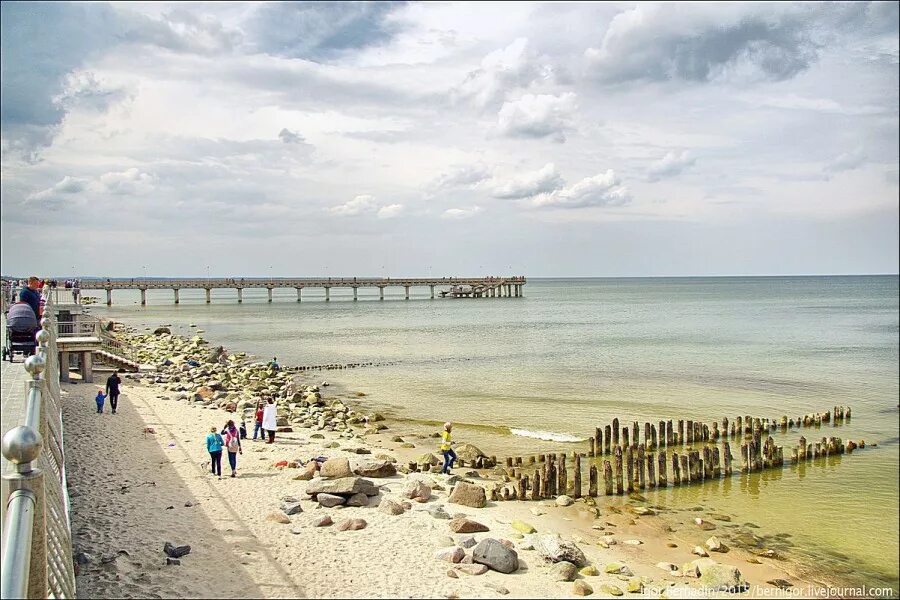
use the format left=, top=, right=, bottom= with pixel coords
left=59, top=328, right=833, bottom=599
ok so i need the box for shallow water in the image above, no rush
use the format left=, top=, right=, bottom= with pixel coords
left=92, top=276, right=899, bottom=590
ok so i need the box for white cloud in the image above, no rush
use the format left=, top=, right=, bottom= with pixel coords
left=824, top=149, right=867, bottom=173
left=647, top=151, right=696, bottom=182
left=492, top=163, right=564, bottom=199
left=26, top=176, right=89, bottom=205
left=531, top=170, right=631, bottom=209
left=329, top=194, right=378, bottom=216
left=432, top=164, right=493, bottom=190
left=278, top=128, right=305, bottom=144
left=497, top=92, right=577, bottom=142
left=442, top=206, right=482, bottom=219
left=377, top=203, right=403, bottom=218
left=454, top=38, right=559, bottom=108
left=98, top=168, right=157, bottom=195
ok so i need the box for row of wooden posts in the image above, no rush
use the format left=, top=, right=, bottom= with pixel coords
left=488, top=432, right=866, bottom=501
left=584, top=406, right=851, bottom=458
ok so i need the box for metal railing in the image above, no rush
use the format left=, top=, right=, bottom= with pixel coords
left=1, top=290, right=77, bottom=599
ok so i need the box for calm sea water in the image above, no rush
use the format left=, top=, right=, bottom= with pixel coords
left=92, top=276, right=899, bottom=589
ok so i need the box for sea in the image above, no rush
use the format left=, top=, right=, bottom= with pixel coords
left=89, top=276, right=899, bottom=591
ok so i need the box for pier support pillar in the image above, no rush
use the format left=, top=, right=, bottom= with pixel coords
left=325, top=287, right=330, bottom=301
left=80, top=351, right=93, bottom=383
left=59, top=351, right=70, bottom=382
left=267, top=287, right=273, bottom=303
left=430, top=285, right=434, bottom=299
left=379, top=287, right=384, bottom=301
left=404, top=286, right=410, bottom=300
left=296, top=288, right=302, bottom=302
left=173, top=288, right=179, bottom=304
left=106, top=289, right=112, bottom=306
left=140, top=288, right=147, bottom=305
left=237, top=288, right=243, bottom=303
left=353, top=287, right=358, bottom=301
left=205, top=288, right=211, bottom=304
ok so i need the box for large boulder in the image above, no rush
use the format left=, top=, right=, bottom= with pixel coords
left=354, top=460, right=397, bottom=478
left=473, top=538, right=519, bottom=574
left=528, top=534, right=588, bottom=567
left=448, top=481, right=487, bottom=508
left=153, top=327, right=171, bottom=336
left=402, top=479, right=432, bottom=502
left=449, top=517, right=489, bottom=534
left=306, top=477, right=378, bottom=497
left=550, top=561, right=578, bottom=581
left=454, top=443, right=487, bottom=463
left=320, top=458, right=353, bottom=479
left=698, top=563, right=747, bottom=591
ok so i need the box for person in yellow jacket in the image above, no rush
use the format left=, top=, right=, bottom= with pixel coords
left=440, top=422, right=457, bottom=474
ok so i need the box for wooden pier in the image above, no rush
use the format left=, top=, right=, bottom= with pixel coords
left=74, top=276, right=526, bottom=305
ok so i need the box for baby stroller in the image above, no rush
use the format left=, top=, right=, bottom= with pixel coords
left=3, top=302, right=38, bottom=362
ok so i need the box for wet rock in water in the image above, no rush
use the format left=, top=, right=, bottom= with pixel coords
left=767, top=579, right=793, bottom=590
left=435, top=546, right=466, bottom=563
left=448, top=481, right=487, bottom=508
left=379, top=498, right=405, bottom=516
left=579, top=565, right=599, bottom=576
left=402, top=479, right=432, bottom=502
left=555, top=495, right=574, bottom=507
left=317, top=493, right=347, bottom=508
left=163, top=542, right=191, bottom=558
left=603, top=562, right=633, bottom=576
left=573, top=580, right=593, bottom=596
left=449, top=517, right=489, bottom=534
left=354, top=460, right=397, bottom=478
left=335, top=518, right=367, bottom=531
left=473, top=538, right=519, bottom=574
left=281, top=501, right=304, bottom=516
left=456, top=563, right=488, bottom=576
left=312, top=515, right=333, bottom=527
left=511, top=520, right=536, bottom=534
left=528, top=534, right=588, bottom=567
left=345, top=493, right=368, bottom=507
left=550, top=561, right=578, bottom=581
left=599, top=583, right=622, bottom=597
left=698, top=563, right=747, bottom=591
left=319, top=458, right=353, bottom=479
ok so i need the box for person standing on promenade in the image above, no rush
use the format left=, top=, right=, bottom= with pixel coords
left=262, top=397, right=277, bottom=444
left=206, top=426, right=224, bottom=479
left=105, top=370, right=122, bottom=414
left=19, top=276, right=41, bottom=320
left=95, top=390, right=106, bottom=414
left=440, top=422, right=457, bottom=475
left=253, top=401, right=264, bottom=440
left=221, top=420, right=242, bottom=477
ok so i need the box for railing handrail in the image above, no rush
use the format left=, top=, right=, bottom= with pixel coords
left=1, top=289, right=77, bottom=599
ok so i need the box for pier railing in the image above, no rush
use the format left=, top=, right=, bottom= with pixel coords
left=1, top=290, right=77, bottom=599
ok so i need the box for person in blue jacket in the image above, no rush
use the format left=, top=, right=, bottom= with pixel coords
left=206, top=426, right=224, bottom=478
left=19, top=277, right=41, bottom=320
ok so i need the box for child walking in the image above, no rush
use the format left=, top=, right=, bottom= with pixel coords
left=95, top=390, right=107, bottom=414
left=206, top=426, right=224, bottom=478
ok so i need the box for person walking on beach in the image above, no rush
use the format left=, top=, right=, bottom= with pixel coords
left=262, top=397, right=277, bottom=444
left=253, top=400, right=264, bottom=441
left=105, top=370, right=122, bottom=414
left=221, top=420, right=243, bottom=477
left=206, top=426, right=224, bottom=479
left=95, top=390, right=107, bottom=414
left=440, top=422, right=457, bottom=475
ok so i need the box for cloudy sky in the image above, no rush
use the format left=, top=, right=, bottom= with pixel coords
left=1, top=1, right=897, bottom=277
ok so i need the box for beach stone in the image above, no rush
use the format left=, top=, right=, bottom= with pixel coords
left=293, top=462, right=318, bottom=480
left=604, top=562, right=633, bottom=576
left=528, top=534, right=588, bottom=567
left=511, top=520, right=536, bottom=534
left=448, top=481, right=487, bottom=508
left=165, top=558, right=181, bottom=566
left=555, top=495, right=574, bottom=507
left=579, top=565, right=599, bottom=576
left=692, top=545, right=709, bottom=557
left=458, top=536, right=477, bottom=549
left=456, top=563, right=489, bottom=576
left=153, top=327, right=171, bottom=335
left=346, top=493, right=368, bottom=507
left=573, top=580, right=593, bottom=596
left=767, top=579, right=793, bottom=590
left=706, top=536, right=728, bottom=552
left=682, top=558, right=717, bottom=578
left=656, top=562, right=678, bottom=573
left=163, top=542, right=191, bottom=558
left=698, top=563, right=747, bottom=591
left=317, top=493, right=347, bottom=508
left=446, top=569, right=458, bottom=579
left=630, top=506, right=655, bottom=516
left=306, top=477, right=378, bottom=497
left=473, top=538, right=519, bottom=573
left=455, top=443, right=487, bottom=462
left=354, top=460, right=397, bottom=478
left=266, top=513, right=291, bottom=524
left=312, top=515, right=333, bottom=527
left=436, top=536, right=456, bottom=548
left=425, top=504, right=452, bottom=520
left=599, top=583, right=622, bottom=596
left=281, top=501, right=304, bottom=516
left=626, top=578, right=643, bottom=593
left=449, top=517, right=489, bottom=534
left=320, top=458, right=353, bottom=479
left=484, top=583, right=510, bottom=595
left=550, top=561, right=578, bottom=581
left=379, top=498, right=405, bottom=516
left=435, top=546, right=466, bottom=563
left=335, top=518, right=367, bottom=531
left=402, top=479, right=432, bottom=502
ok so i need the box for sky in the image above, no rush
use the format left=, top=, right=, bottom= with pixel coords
left=1, top=1, right=897, bottom=278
